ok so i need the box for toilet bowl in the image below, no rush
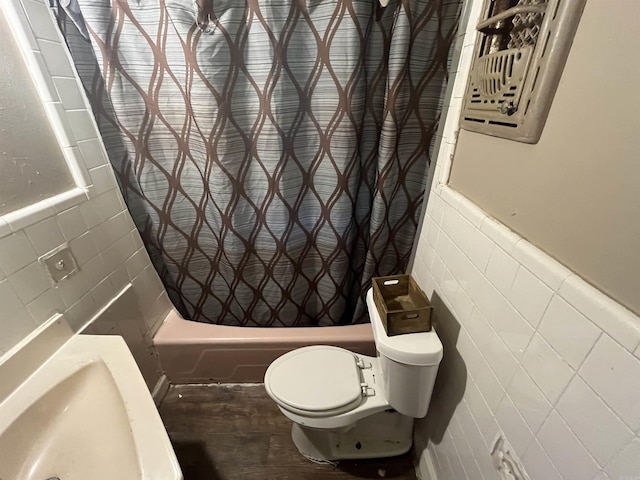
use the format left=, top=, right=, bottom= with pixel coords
left=264, top=288, right=443, bottom=462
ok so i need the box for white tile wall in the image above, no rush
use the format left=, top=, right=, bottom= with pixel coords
left=579, top=336, right=640, bottom=431
left=506, top=267, right=553, bottom=328
left=494, top=394, right=534, bottom=454
left=412, top=1, right=640, bottom=479
left=538, top=296, right=601, bottom=369
left=538, top=411, right=600, bottom=480
left=556, top=377, right=633, bottom=466
left=0, top=0, right=171, bottom=388
left=521, top=440, right=563, bottom=480
left=605, top=439, right=640, bottom=480
left=559, top=275, right=640, bottom=353
left=520, top=334, right=574, bottom=404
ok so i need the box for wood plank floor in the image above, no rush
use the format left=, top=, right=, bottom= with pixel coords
left=159, top=385, right=417, bottom=480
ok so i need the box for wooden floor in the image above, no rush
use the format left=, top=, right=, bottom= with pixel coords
left=159, top=384, right=417, bottom=480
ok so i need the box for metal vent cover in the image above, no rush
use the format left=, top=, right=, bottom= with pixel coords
left=460, top=0, right=586, bottom=143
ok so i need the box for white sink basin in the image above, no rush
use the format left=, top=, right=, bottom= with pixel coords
left=0, top=324, right=181, bottom=480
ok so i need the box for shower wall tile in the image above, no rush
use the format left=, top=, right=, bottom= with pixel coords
left=111, top=262, right=132, bottom=290
left=91, top=211, right=132, bottom=251
left=103, top=232, right=139, bottom=268
left=125, top=248, right=154, bottom=283
left=52, top=76, right=86, bottom=110
left=26, top=287, right=64, bottom=323
left=24, top=216, right=65, bottom=255
left=79, top=190, right=122, bottom=229
left=0, top=279, right=24, bottom=318
left=57, top=206, right=89, bottom=241
left=8, top=262, right=51, bottom=304
left=21, top=0, right=58, bottom=42
left=0, top=0, right=171, bottom=389
left=65, top=292, right=98, bottom=332
left=37, top=38, right=75, bottom=78
left=77, top=138, right=110, bottom=169
left=89, top=164, right=117, bottom=196
left=68, top=231, right=98, bottom=265
left=0, top=232, right=38, bottom=276
left=0, top=308, right=38, bottom=357
left=411, top=4, right=640, bottom=479
left=66, top=109, right=99, bottom=142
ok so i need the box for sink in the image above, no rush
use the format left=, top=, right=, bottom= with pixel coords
left=0, top=321, right=181, bottom=480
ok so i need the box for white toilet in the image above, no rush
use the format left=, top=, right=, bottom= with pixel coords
left=264, top=288, right=443, bottom=462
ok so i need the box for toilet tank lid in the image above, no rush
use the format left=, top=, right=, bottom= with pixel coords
left=366, top=289, right=443, bottom=366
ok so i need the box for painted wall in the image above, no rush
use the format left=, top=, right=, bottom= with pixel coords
left=448, top=0, right=640, bottom=317
left=0, top=0, right=171, bottom=389
left=411, top=1, right=640, bottom=479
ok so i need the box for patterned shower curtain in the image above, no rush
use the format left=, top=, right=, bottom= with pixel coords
left=56, top=0, right=460, bottom=326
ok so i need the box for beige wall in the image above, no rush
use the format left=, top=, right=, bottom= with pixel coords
left=449, top=1, right=640, bottom=315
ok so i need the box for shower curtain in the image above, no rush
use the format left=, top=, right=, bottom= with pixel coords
left=56, top=0, right=460, bottom=326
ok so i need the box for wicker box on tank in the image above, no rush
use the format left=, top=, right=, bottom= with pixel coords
left=372, top=275, right=433, bottom=337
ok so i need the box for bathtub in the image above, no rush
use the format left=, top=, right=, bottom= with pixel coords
left=153, top=309, right=376, bottom=384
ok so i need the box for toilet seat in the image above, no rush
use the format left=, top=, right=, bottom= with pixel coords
left=264, top=346, right=367, bottom=417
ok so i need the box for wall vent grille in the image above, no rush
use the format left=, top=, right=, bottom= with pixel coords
left=460, top=0, right=586, bottom=143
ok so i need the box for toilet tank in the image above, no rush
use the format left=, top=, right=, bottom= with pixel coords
left=378, top=354, right=440, bottom=418
left=366, top=289, right=443, bottom=418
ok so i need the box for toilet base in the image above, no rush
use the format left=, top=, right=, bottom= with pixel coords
left=291, top=410, right=414, bottom=461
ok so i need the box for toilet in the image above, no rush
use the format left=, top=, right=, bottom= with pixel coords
left=264, top=288, right=443, bottom=462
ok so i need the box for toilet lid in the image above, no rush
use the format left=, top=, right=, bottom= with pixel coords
left=265, top=346, right=363, bottom=413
